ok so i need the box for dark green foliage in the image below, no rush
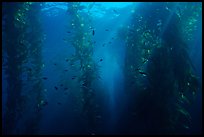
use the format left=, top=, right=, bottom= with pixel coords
left=67, top=2, right=100, bottom=129
left=3, top=2, right=44, bottom=134
left=123, top=2, right=201, bottom=134
left=22, top=3, right=44, bottom=134
left=3, top=3, right=26, bottom=134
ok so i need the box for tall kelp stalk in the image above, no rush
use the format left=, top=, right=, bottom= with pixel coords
left=3, top=3, right=30, bottom=134
left=66, top=2, right=100, bottom=131
left=123, top=2, right=201, bottom=134
left=22, top=3, right=45, bottom=134
left=2, top=2, right=44, bottom=134
left=118, top=2, right=163, bottom=130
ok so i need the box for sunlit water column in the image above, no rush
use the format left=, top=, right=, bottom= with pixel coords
left=100, top=47, right=125, bottom=133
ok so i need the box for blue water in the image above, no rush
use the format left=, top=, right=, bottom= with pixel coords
left=2, top=2, right=202, bottom=135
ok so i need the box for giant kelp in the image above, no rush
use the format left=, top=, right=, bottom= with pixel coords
left=2, top=2, right=200, bottom=134
left=22, top=3, right=45, bottom=134
left=123, top=2, right=201, bottom=134
left=66, top=2, right=100, bottom=130
left=2, top=2, right=44, bottom=134
left=3, top=3, right=30, bottom=134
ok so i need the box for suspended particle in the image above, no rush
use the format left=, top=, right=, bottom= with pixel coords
left=81, top=23, right=84, bottom=27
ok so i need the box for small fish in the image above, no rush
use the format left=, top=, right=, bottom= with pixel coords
left=64, top=69, right=68, bottom=72
left=105, top=29, right=109, bottom=31
left=109, top=42, right=112, bottom=44
left=102, top=43, right=105, bottom=47
left=72, top=76, right=77, bottom=80
left=60, top=84, right=63, bottom=87
left=67, top=31, right=71, bottom=33
left=65, top=59, right=69, bottom=62
left=64, top=88, right=68, bottom=90
left=57, top=102, right=62, bottom=105
left=138, top=71, right=147, bottom=76
left=42, top=77, right=48, bottom=80
left=99, top=59, right=103, bottom=62
left=113, top=9, right=118, bottom=14
left=54, top=63, right=57, bottom=66
left=92, top=30, right=95, bottom=35
left=54, top=86, right=58, bottom=90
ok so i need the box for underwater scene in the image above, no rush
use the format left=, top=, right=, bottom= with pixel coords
left=2, top=2, right=202, bottom=135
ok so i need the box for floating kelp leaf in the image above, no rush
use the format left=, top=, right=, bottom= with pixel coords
left=182, top=124, right=189, bottom=129
left=177, top=107, right=191, bottom=122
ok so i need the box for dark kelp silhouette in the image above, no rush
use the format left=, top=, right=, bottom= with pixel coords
left=122, top=2, right=201, bottom=134
left=2, top=2, right=44, bottom=134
